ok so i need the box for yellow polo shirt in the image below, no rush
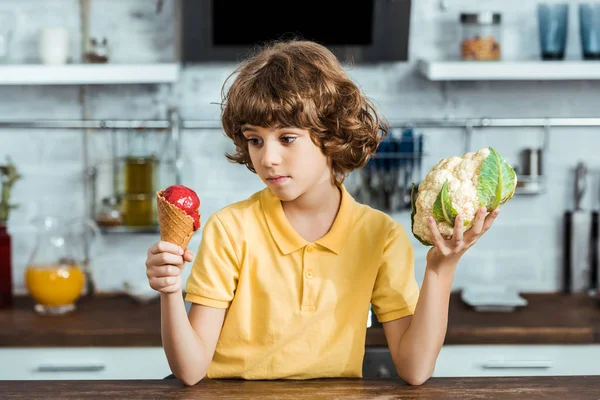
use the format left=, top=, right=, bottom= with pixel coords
left=185, top=184, right=420, bottom=380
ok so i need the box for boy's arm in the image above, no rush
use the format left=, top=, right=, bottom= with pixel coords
left=383, top=208, right=499, bottom=386
left=161, top=291, right=225, bottom=386
left=382, top=266, right=453, bottom=386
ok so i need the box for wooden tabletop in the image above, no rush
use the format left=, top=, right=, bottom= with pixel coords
left=0, top=292, right=598, bottom=347
left=1, top=376, right=600, bottom=399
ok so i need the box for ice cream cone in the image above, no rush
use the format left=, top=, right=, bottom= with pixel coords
left=156, top=190, right=199, bottom=249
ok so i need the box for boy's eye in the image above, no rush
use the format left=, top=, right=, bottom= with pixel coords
left=246, top=137, right=262, bottom=146
left=281, top=136, right=296, bottom=144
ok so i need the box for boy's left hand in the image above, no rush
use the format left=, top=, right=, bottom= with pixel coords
left=426, top=206, right=500, bottom=271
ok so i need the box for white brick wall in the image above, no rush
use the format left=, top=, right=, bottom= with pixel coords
left=0, top=0, right=597, bottom=294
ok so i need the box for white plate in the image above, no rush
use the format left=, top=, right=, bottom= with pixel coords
left=461, top=285, right=528, bottom=312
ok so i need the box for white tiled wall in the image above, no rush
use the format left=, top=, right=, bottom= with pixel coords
left=0, top=0, right=597, bottom=294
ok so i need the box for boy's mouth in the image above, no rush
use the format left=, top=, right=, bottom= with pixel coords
left=266, top=176, right=290, bottom=185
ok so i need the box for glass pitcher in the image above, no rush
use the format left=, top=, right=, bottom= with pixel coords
left=24, top=216, right=102, bottom=315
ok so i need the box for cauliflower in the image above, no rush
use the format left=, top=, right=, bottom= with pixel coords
left=411, top=147, right=517, bottom=246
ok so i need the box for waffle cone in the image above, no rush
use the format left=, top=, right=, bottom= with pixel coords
left=156, top=190, right=199, bottom=249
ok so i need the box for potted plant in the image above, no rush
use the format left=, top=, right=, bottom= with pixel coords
left=0, top=157, right=21, bottom=308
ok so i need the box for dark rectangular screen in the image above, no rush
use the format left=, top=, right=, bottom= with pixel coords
left=212, top=1, right=374, bottom=46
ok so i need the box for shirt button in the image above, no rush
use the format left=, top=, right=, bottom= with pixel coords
left=305, top=270, right=314, bottom=279
left=306, top=245, right=315, bottom=253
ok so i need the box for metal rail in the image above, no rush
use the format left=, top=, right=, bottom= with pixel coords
left=0, top=117, right=599, bottom=130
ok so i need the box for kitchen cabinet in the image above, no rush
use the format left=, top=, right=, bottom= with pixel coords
left=364, top=345, right=600, bottom=378
left=0, top=347, right=171, bottom=380
left=4, top=345, right=600, bottom=381
left=435, top=344, right=600, bottom=377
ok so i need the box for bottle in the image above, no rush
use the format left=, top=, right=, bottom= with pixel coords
left=0, top=223, right=12, bottom=308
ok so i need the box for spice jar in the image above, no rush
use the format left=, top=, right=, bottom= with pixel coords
left=460, top=12, right=502, bottom=61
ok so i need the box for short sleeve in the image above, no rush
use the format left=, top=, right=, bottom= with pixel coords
left=184, top=214, right=240, bottom=309
left=371, top=222, right=420, bottom=323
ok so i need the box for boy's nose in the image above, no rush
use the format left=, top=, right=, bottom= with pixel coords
left=261, top=143, right=282, bottom=167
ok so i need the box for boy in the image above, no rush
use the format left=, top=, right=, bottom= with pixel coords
left=145, top=39, right=499, bottom=386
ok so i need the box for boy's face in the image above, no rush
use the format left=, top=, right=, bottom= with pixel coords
left=241, top=124, right=333, bottom=201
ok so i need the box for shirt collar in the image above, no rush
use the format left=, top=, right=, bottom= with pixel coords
left=260, top=184, right=355, bottom=255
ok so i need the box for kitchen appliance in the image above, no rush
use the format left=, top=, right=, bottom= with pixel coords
left=563, top=162, right=592, bottom=293
left=180, top=0, right=412, bottom=63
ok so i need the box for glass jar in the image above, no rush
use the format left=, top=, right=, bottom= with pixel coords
left=25, top=217, right=102, bottom=315
left=124, top=156, right=157, bottom=195
left=122, top=193, right=156, bottom=226
left=460, top=12, right=502, bottom=61
left=95, top=195, right=123, bottom=227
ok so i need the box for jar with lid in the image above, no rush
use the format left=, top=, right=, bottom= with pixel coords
left=460, top=12, right=502, bottom=61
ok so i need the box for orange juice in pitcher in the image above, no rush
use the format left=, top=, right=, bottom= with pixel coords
left=25, top=217, right=101, bottom=315
left=25, top=264, right=85, bottom=314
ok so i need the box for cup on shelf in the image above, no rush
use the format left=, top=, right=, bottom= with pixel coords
left=579, top=3, right=600, bottom=60
left=537, top=3, right=570, bottom=60
left=0, top=12, right=15, bottom=62
left=38, top=27, right=70, bottom=65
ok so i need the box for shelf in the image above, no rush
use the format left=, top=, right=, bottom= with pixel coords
left=418, top=59, right=600, bottom=81
left=99, top=225, right=160, bottom=234
left=0, top=63, right=180, bottom=85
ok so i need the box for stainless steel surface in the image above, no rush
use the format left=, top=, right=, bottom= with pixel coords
left=522, top=148, right=543, bottom=177
left=460, top=12, right=502, bottom=25
left=0, top=117, right=599, bottom=130
left=169, top=109, right=183, bottom=185
left=575, top=162, right=587, bottom=211
left=0, top=120, right=170, bottom=129
left=570, top=162, right=591, bottom=293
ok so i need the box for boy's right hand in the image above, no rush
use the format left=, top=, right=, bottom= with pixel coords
left=146, top=241, right=194, bottom=294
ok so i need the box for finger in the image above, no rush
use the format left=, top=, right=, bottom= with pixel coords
left=150, top=276, right=179, bottom=288
left=149, top=241, right=184, bottom=256
left=428, top=216, right=448, bottom=249
left=158, top=283, right=181, bottom=294
left=454, top=215, right=464, bottom=245
left=482, top=208, right=500, bottom=232
left=147, top=265, right=181, bottom=279
left=183, top=249, right=194, bottom=263
left=147, top=252, right=185, bottom=268
left=469, top=207, right=487, bottom=236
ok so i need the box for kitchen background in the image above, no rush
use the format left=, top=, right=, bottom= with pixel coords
left=1, top=0, right=599, bottom=298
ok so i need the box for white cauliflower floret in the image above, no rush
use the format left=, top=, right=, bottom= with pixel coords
left=411, top=147, right=516, bottom=246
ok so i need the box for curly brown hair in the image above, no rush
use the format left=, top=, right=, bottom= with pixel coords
left=220, top=39, right=389, bottom=186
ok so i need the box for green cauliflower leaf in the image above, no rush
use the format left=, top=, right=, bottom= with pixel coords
left=477, top=147, right=517, bottom=211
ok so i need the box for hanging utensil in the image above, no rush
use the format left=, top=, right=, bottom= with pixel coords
left=563, top=162, right=591, bottom=293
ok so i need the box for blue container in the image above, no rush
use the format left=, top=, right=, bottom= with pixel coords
left=537, top=3, right=570, bottom=60
left=580, top=3, right=600, bottom=59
